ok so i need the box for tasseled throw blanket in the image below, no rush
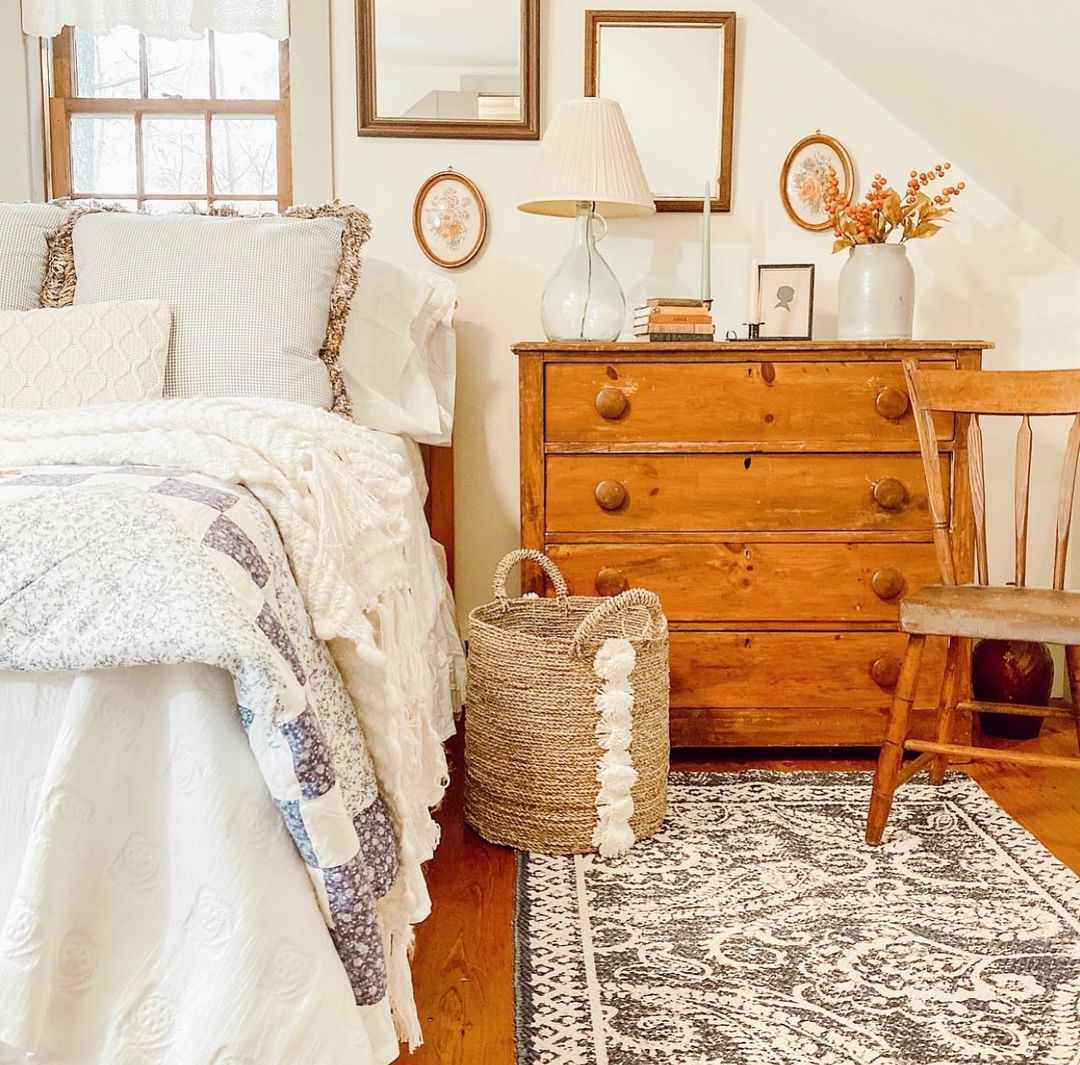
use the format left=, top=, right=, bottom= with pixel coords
left=0, top=398, right=465, bottom=1049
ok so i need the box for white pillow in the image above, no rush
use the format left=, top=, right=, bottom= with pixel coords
left=0, top=202, right=68, bottom=310
left=340, top=258, right=456, bottom=444
left=71, top=212, right=345, bottom=408
left=0, top=299, right=172, bottom=409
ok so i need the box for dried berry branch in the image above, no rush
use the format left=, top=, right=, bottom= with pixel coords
left=825, top=162, right=965, bottom=252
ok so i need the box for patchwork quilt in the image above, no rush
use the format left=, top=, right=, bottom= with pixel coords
left=0, top=465, right=398, bottom=1006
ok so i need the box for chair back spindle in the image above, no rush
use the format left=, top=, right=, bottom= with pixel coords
left=967, top=414, right=988, bottom=585
left=1014, top=414, right=1032, bottom=587
left=1053, top=414, right=1080, bottom=590
left=903, top=362, right=1080, bottom=592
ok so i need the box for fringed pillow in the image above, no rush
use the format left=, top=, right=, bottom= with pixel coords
left=0, top=202, right=68, bottom=310
left=42, top=201, right=370, bottom=416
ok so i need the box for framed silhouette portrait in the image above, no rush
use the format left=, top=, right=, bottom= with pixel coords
left=754, top=263, right=815, bottom=340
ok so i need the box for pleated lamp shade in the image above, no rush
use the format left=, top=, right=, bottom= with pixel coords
left=518, top=98, right=655, bottom=218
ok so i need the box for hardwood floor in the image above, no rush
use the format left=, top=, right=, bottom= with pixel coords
left=408, top=723, right=1080, bottom=1064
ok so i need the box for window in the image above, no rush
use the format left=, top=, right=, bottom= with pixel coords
left=48, top=27, right=291, bottom=213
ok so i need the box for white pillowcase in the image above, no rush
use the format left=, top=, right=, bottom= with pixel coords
left=0, top=299, right=172, bottom=409
left=0, top=202, right=68, bottom=310
left=340, top=258, right=456, bottom=445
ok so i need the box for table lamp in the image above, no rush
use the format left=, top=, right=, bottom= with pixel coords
left=519, top=98, right=655, bottom=341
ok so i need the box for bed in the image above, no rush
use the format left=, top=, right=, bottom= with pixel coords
left=0, top=204, right=464, bottom=1064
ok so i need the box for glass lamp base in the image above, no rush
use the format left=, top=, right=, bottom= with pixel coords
left=541, top=203, right=625, bottom=342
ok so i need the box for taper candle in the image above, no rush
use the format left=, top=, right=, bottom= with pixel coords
left=747, top=259, right=759, bottom=323
left=701, top=180, right=711, bottom=304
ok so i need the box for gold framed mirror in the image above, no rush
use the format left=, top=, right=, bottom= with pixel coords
left=356, top=0, right=540, bottom=139
left=585, top=10, right=736, bottom=212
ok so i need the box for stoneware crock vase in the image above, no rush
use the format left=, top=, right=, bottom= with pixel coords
left=838, top=243, right=915, bottom=340
left=971, top=638, right=1055, bottom=741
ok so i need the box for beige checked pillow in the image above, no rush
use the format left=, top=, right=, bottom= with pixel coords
left=43, top=203, right=370, bottom=415
left=0, top=202, right=68, bottom=310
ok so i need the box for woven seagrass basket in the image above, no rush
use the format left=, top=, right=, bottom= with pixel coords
left=464, top=549, right=669, bottom=854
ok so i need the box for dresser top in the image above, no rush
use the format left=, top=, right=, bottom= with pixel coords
left=514, top=339, right=992, bottom=355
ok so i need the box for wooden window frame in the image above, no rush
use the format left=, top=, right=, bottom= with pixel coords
left=47, top=27, right=293, bottom=212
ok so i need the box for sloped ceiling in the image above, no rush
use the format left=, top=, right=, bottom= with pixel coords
left=756, top=0, right=1080, bottom=263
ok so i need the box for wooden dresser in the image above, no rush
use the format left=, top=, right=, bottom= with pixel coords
left=515, top=340, right=988, bottom=748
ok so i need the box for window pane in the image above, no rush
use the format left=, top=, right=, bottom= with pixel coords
left=146, top=35, right=211, bottom=99
left=70, top=115, right=137, bottom=194
left=73, top=27, right=141, bottom=98
left=211, top=117, right=277, bottom=195
left=143, top=116, right=208, bottom=195
left=212, top=199, right=277, bottom=216
left=213, top=33, right=280, bottom=99
left=143, top=199, right=209, bottom=214
left=80, top=198, right=138, bottom=212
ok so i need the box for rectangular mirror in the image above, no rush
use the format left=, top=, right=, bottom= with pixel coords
left=586, top=10, right=736, bottom=212
left=357, top=0, right=540, bottom=139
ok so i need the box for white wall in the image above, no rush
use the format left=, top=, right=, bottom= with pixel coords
left=0, top=4, right=39, bottom=202
left=328, top=0, right=1080, bottom=622
left=756, top=0, right=1080, bottom=264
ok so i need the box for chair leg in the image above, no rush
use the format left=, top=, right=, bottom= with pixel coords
left=1066, top=645, right=1080, bottom=755
left=866, top=635, right=926, bottom=846
left=929, top=637, right=963, bottom=785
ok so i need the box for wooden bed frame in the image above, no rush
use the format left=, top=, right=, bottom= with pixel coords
left=421, top=443, right=454, bottom=589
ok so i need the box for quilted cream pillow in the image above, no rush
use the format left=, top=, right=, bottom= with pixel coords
left=0, top=299, right=172, bottom=409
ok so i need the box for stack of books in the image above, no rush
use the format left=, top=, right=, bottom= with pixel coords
left=633, top=298, right=715, bottom=342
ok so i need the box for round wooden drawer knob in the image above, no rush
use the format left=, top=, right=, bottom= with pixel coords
left=873, top=477, right=908, bottom=511
left=875, top=386, right=910, bottom=421
left=871, top=567, right=906, bottom=601
left=595, top=567, right=630, bottom=597
left=594, top=479, right=627, bottom=511
left=595, top=387, right=629, bottom=420
left=870, top=656, right=902, bottom=690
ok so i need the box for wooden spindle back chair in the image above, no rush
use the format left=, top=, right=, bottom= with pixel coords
left=865, top=361, right=1080, bottom=845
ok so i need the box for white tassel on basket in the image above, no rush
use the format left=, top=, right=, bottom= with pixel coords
left=592, top=637, right=639, bottom=857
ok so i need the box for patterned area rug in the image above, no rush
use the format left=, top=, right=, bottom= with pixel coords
left=515, top=772, right=1080, bottom=1065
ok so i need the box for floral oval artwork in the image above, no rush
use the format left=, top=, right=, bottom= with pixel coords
left=780, top=134, right=854, bottom=232
left=412, top=170, right=488, bottom=269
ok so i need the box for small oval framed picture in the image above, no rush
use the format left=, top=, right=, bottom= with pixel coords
left=780, top=133, right=854, bottom=232
left=412, top=169, right=488, bottom=269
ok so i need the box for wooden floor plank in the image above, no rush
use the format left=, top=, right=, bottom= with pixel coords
left=408, top=725, right=1080, bottom=1063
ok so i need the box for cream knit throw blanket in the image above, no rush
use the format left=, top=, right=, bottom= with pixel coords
left=0, top=397, right=457, bottom=1048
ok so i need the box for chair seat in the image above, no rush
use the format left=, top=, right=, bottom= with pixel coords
left=901, top=583, right=1080, bottom=643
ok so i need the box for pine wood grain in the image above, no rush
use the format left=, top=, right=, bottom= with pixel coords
left=408, top=724, right=1080, bottom=1064
left=545, top=361, right=954, bottom=447
left=513, top=341, right=990, bottom=355
left=546, top=542, right=941, bottom=623
left=519, top=343, right=984, bottom=748
left=546, top=453, right=946, bottom=534
left=669, top=630, right=947, bottom=712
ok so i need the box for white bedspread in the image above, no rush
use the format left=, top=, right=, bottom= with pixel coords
left=0, top=665, right=401, bottom=1065
left=0, top=400, right=464, bottom=1059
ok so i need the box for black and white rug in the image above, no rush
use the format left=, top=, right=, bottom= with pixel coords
left=515, top=772, right=1080, bottom=1065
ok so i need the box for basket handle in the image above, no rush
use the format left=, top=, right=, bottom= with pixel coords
left=570, top=588, right=665, bottom=658
left=492, top=549, right=569, bottom=600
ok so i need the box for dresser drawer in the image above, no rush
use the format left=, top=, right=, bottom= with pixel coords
left=546, top=360, right=955, bottom=447
left=546, top=542, right=941, bottom=623
left=546, top=453, right=946, bottom=533
left=669, top=631, right=948, bottom=710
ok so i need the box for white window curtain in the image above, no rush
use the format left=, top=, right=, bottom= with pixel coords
left=21, top=0, right=289, bottom=39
